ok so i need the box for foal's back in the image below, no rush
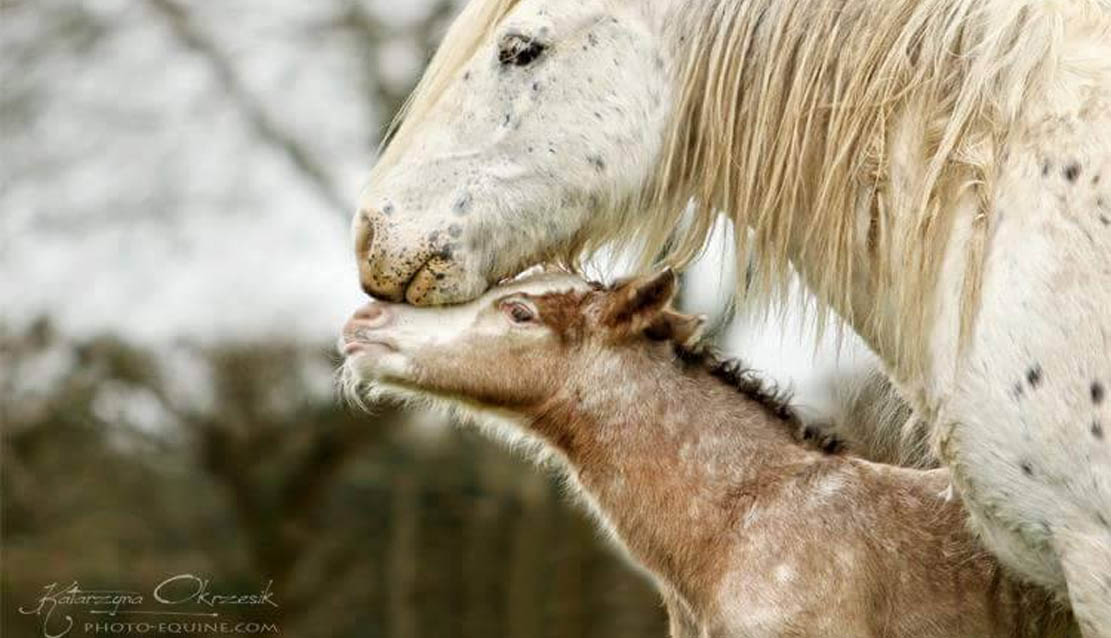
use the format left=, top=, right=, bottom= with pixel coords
left=716, top=459, right=1078, bottom=638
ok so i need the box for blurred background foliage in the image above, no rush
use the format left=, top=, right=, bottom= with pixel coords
left=1, top=0, right=667, bottom=635
left=1, top=321, right=666, bottom=636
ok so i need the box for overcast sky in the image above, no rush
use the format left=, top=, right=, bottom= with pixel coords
left=1, top=0, right=462, bottom=343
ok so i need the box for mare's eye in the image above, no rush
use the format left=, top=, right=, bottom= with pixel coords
left=498, top=34, right=547, bottom=67
left=501, top=300, right=537, bottom=324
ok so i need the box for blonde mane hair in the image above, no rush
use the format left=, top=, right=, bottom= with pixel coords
left=372, top=0, right=519, bottom=179
left=377, top=0, right=1063, bottom=378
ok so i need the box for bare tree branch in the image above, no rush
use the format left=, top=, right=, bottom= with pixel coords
left=331, top=0, right=456, bottom=148
left=147, top=0, right=350, bottom=218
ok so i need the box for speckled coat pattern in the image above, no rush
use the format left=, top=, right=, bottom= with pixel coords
left=931, top=86, right=1111, bottom=634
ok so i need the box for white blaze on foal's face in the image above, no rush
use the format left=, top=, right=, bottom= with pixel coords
left=342, top=272, right=595, bottom=407
left=355, top=0, right=671, bottom=304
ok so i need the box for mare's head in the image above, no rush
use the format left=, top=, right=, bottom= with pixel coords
left=340, top=268, right=704, bottom=411
left=356, top=0, right=674, bottom=305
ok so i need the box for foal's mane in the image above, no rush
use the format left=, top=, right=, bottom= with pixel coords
left=672, top=342, right=799, bottom=427
left=377, top=0, right=1061, bottom=378
left=668, top=340, right=845, bottom=453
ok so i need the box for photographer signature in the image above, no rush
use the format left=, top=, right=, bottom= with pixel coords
left=18, top=574, right=278, bottom=638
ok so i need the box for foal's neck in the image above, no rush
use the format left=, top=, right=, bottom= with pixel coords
left=529, top=345, right=814, bottom=608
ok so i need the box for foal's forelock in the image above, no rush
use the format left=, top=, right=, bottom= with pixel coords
left=373, top=0, right=1063, bottom=379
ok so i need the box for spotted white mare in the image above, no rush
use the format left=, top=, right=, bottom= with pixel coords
left=353, top=0, right=1111, bottom=633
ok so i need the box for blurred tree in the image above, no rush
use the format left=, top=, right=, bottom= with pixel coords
left=1, top=1, right=669, bottom=634
left=1, top=323, right=666, bottom=637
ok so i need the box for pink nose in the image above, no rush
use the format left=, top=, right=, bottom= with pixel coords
left=343, top=302, right=392, bottom=338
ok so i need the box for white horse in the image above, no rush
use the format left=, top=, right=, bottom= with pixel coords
left=353, top=0, right=1111, bottom=633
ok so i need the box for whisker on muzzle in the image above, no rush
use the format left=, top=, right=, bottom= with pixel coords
left=335, top=361, right=376, bottom=413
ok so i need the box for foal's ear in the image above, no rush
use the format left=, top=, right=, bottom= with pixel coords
left=603, top=267, right=678, bottom=328
left=645, top=311, right=707, bottom=347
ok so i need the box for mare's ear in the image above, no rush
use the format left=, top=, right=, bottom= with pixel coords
left=644, top=311, right=707, bottom=347
left=603, top=267, right=678, bottom=330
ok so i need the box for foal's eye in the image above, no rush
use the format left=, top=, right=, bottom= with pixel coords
left=501, top=300, right=537, bottom=324
left=498, top=33, right=547, bottom=67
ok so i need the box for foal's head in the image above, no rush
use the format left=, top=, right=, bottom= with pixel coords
left=341, top=269, right=704, bottom=411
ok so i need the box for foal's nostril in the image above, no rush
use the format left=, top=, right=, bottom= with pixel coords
left=344, top=303, right=392, bottom=342
left=354, top=303, right=385, bottom=322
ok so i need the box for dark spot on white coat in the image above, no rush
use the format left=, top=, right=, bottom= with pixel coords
left=1021, top=462, right=1034, bottom=476
left=1064, top=163, right=1080, bottom=182
left=436, top=244, right=457, bottom=261
left=1027, top=365, right=1044, bottom=388
left=1093, top=421, right=1105, bottom=440
left=453, top=193, right=471, bottom=216
left=1093, top=382, right=1106, bottom=405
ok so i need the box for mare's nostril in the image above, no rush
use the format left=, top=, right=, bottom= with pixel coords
left=354, top=209, right=392, bottom=299
left=355, top=210, right=375, bottom=258
left=353, top=203, right=477, bottom=304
